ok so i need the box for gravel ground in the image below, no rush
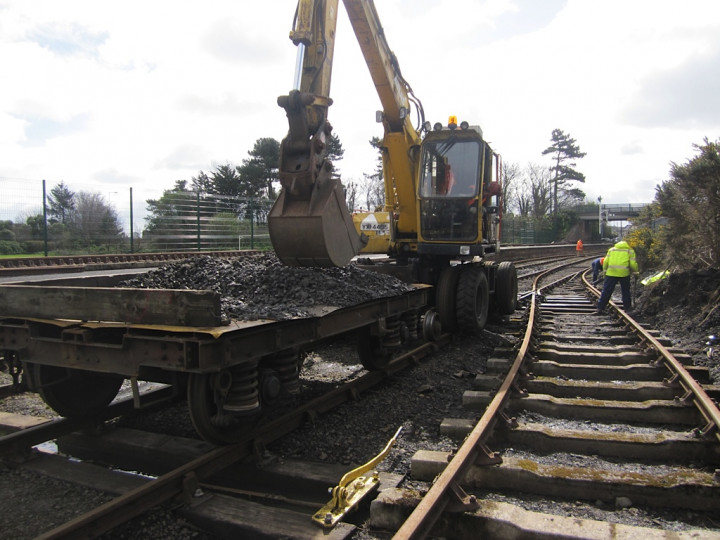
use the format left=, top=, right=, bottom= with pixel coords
left=1, top=259, right=719, bottom=538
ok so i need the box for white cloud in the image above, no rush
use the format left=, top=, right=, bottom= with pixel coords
left=1, top=0, right=719, bottom=222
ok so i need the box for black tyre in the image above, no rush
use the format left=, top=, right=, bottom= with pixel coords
left=436, top=265, right=461, bottom=332
left=495, top=261, right=518, bottom=315
left=456, top=266, right=490, bottom=333
left=29, top=363, right=123, bottom=418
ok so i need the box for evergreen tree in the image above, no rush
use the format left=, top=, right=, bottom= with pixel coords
left=656, top=138, right=720, bottom=269
left=190, top=171, right=212, bottom=194
left=326, top=132, right=345, bottom=180
left=47, top=181, right=76, bottom=224
left=239, top=138, right=279, bottom=199
left=362, top=137, right=385, bottom=210
left=542, top=129, right=586, bottom=214
left=144, top=180, right=196, bottom=235
left=210, top=163, right=243, bottom=197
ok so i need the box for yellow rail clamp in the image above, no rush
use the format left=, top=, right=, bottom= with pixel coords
left=312, top=426, right=403, bottom=528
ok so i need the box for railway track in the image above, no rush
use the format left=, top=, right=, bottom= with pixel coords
left=1, top=334, right=452, bottom=539
left=0, top=250, right=257, bottom=278
left=0, top=244, right=601, bottom=280
left=384, top=263, right=720, bottom=538
left=4, top=254, right=716, bottom=538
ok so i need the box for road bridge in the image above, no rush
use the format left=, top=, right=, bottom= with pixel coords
left=573, top=203, right=649, bottom=240
left=575, top=203, right=649, bottom=222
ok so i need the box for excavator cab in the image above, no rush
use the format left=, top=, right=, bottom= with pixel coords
left=416, top=125, right=499, bottom=256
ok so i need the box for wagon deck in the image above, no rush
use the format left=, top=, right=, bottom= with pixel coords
left=0, top=272, right=430, bottom=443
left=0, top=273, right=429, bottom=375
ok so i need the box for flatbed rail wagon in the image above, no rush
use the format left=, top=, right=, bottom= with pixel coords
left=0, top=272, right=431, bottom=443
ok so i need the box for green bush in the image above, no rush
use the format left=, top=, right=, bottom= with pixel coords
left=21, top=240, right=46, bottom=254
left=625, top=226, right=664, bottom=271
left=0, top=240, right=23, bottom=255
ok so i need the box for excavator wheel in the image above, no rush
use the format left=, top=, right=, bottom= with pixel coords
left=494, top=261, right=518, bottom=316
left=436, top=265, right=461, bottom=332
left=456, top=266, right=490, bottom=333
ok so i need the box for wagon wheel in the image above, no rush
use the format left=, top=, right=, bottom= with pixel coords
left=357, top=326, right=393, bottom=371
left=29, top=363, right=123, bottom=418
left=456, top=266, right=490, bottom=333
left=187, top=372, right=259, bottom=445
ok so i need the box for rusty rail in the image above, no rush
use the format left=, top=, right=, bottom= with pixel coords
left=0, top=250, right=262, bottom=277
left=396, top=266, right=720, bottom=539
left=582, top=271, right=720, bottom=443
left=393, top=264, right=569, bottom=538
left=32, top=335, right=449, bottom=539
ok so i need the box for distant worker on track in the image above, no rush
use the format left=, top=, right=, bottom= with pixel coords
left=594, top=240, right=639, bottom=314
left=576, top=239, right=583, bottom=256
left=591, top=257, right=604, bottom=285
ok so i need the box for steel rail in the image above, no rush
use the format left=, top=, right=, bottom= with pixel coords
left=581, top=271, right=720, bottom=443
left=33, top=335, right=450, bottom=539
left=0, top=250, right=262, bottom=277
left=393, top=263, right=595, bottom=539
left=0, top=386, right=177, bottom=459
left=395, top=264, right=718, bottom=538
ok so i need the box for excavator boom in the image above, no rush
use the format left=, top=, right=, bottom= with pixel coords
left=270, top=0, right=423, bottom=267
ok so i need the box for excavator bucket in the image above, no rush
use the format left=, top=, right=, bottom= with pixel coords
left=269, top=176, right=366, bottom=267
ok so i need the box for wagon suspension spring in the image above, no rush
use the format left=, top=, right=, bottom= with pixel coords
left=221, top=361, right=260, bottom=413
left=268, top=350, right=301, bottom=395
left=402, top=310, right=419, bottom=341
left=382, top=316, right=403, bottom=348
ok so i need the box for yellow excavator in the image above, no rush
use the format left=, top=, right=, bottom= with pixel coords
left=269, top=0, right=517, bottom=335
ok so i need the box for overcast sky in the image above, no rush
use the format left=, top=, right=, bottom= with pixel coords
left=1, top=0, right=719, bottom=223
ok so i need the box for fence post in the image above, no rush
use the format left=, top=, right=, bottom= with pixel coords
left=129, top=187, right=134, bottom=253
left=42, top=179, right=48, bottom=257
left=250, top=199, right=255, bottom=249
left=196, top=191, right=201, bottom=251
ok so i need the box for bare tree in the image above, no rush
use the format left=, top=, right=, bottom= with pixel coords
left=70, top=192, right=123, bottom=247
left=344, top=177, right=360, bottom=212
left=361, top=137, right=385, bottom=211
left=527, top=162, right=553, bottom=218
left=501, top=161, right=521, bottom=215
left=515, top=179, right=533, bottom=217
left=360, top=173, right=384, bottom=211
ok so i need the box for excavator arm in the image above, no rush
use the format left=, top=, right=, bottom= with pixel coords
left=269, top=0, right=365, bottom=267
left=269, top=0, right=423, bottom=267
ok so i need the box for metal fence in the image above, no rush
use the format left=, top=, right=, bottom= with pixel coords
left=1, top=177, right=606, bottom=255
left=0, top=178, right=272, bottom=255
left=500, top=215, right=560, bottom=245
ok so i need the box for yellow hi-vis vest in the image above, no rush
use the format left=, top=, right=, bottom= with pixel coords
left=602, top=241, right=639, bottom=277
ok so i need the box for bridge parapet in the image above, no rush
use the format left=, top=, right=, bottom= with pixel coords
left=575, top=203, right=648, bottom=221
